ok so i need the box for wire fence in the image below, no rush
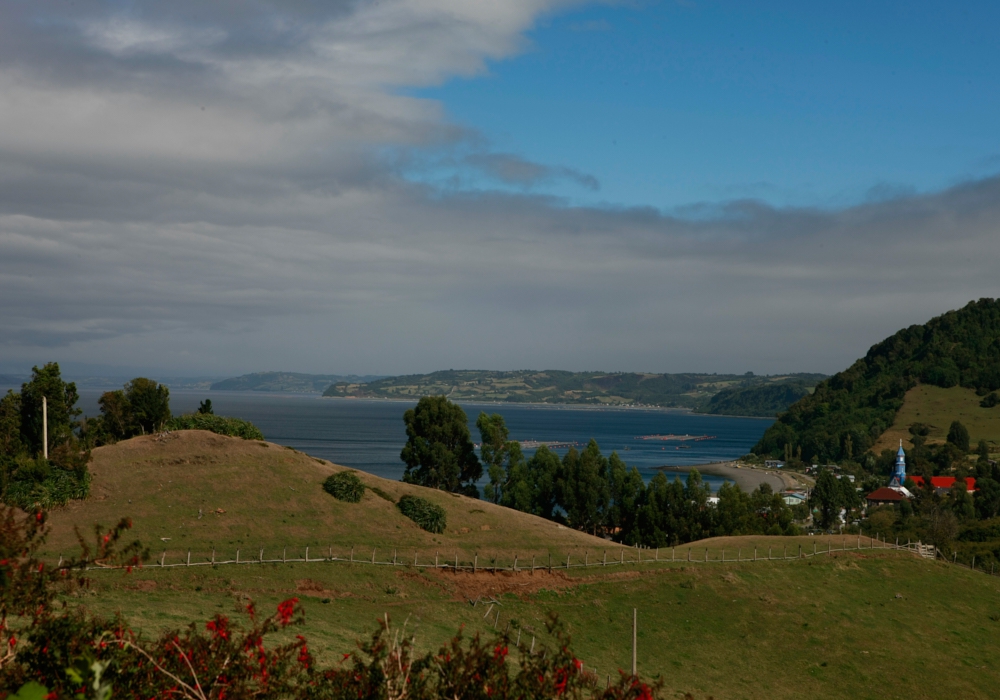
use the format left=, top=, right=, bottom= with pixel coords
left=71, top=533, right=938, bottom=573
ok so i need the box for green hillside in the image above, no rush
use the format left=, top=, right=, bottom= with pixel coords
left=754, top=298, right=1000, bottom=463
left=36, top=430, right=1000, bottom=699
left=701, top=381, right=812, bottom=417
left=323, top=369, right=825, bottom=413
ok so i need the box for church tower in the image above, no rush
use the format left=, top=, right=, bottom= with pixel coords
left=890, top=440, right=906, bottom=487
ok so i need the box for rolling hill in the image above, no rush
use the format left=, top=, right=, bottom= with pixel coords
left=210, top=372, right=384, bottom=393
left=36, top=430, right=1000, bottom=698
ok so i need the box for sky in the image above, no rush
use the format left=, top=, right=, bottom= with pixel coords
left=1, top=0, right=998, bottom=378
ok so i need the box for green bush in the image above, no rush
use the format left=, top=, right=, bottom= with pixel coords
left=5, top=468, right=91, bottom=509
left=370, top=486, right=395, bottom=502
left=322, top=471, right=365, bottom=503
left=166, top=414, right=264, bottom=440
left=396, top=495, right=447, bottom=533
left=981, top=392, right=999, bottom=408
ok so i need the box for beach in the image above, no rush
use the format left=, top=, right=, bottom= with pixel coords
left=657, top=461, right=797, bottom=492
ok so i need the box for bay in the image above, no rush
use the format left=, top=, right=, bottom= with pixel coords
left=71, top=390, right=773, bottom=492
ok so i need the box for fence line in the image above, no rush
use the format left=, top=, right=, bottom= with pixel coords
left=72, top=534, right=941, bottom=573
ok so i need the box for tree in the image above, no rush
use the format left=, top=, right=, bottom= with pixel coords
left=124, top=378, right=171, bottom=434
left=504, top=445, right=560, bottom=518
left=198, top=399, right=214, bottom=415
left=19, top=363, right=80, bottom=456
left=974, top=477, right=1000, bottom=520
left=603, top=452, right=644, bottom=542
left=0, top=391, right=23, bottom=457
left=557, top=440, right=609, bottom=535
left=810, top=469, right=842, bottom=530
left=947, top=420, right=970, bottom=452
left=477, top=412, right=510, bottom=504
left=401, top=396, right=482, bottom=496
left=95, top=378, right=172, bottom=442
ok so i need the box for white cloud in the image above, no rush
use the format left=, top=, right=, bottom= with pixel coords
left=0, top=1, right=996, bottom=376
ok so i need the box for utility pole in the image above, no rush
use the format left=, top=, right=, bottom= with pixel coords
left=632, top=608, right=637, bottom=677
left=42, top=396, right=48, bottom=460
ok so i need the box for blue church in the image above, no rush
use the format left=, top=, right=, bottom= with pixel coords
left=889, top=440, right=906, bottom=487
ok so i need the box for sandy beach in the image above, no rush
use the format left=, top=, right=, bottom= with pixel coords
left=656, top=461, right=797, bottom=492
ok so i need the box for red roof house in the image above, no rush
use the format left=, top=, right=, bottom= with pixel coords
left=909, top=476, right=977, bottom=491
left=866, top=487, right=908, bottom=505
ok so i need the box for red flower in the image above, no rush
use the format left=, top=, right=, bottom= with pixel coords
left=277, top=598, right=298, bottom=626
left=493, top=645, right=508, bottom=660
left=8, top=636, right=16, bottom=647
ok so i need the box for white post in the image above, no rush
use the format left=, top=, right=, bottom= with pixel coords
left=42, top=396, right=48, bottom=459
left=632, top=608, right=637, bottom=677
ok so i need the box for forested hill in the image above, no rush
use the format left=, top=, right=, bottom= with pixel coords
left=323, top=369, right=825, bottom=412
left=753, top=298, right=1000, bottom=463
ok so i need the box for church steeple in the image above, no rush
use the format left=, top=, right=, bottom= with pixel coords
left=890, top=440, right=906, bottom=487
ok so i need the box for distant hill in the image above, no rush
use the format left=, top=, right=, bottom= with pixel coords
left=753, top=298, right=1000, bottom=463
left=211, top=372, right=385, bottom=393
left=700, top=381, right=813, bottom=417
left=323, top=369, right=826, bottom=413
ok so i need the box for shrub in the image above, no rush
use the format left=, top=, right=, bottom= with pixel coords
left=166, top=413, right=265, bottom=440
left=322, top=471, right=365, bottom=503
left=397, top=494, right=447, bottom=533
left=981, top=392, right=999, bottom=408
left=370, top=486, right=395, bottom=502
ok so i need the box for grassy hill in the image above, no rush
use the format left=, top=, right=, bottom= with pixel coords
left=39, top=431, right=1000, bottom=698
left=754, top=298, right=1000, bottom=463
left=322, top=369, right=825, bottom=413
left=873, top=384, right=1000, bottom=453
left=42, top=430, right=614, bottom=560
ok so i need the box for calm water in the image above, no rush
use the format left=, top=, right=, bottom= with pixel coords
left=66, top=390, right=772, bottom=492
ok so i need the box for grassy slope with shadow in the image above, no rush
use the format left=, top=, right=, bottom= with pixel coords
left=41, top=430, right=614, bottom=562
left=39, top=431, right=1000, bottom=699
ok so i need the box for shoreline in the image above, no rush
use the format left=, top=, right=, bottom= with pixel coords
left=656, top=461, right=790, bottom=492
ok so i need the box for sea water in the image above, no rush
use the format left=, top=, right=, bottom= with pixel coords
left=72, top=390, right=773, bottom=492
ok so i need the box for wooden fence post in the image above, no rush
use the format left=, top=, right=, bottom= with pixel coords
left=260, top=548, right=264, bottom=563
left=161, top=551, right=166, bottom=567
left=603, top=550, right=607, bottom=566
left=283, top=548, right=286, bottom=563
left=393, top=549, right=397, bottom=566
left=566, top=554, right=571, bottom=569
left=211, top=549, right=215, bottom=565
left=372, top=548, right=376, bottom=564
left=236, top=549, right=239, bottom=564
left=305, top=547, right=309, bottom=563
left=186, top=551, right=191, bottom=567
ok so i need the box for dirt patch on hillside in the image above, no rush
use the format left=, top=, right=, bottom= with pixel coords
left=429, top=569, right=578, bottom=600
left=295, top=578, right=352, bottom=599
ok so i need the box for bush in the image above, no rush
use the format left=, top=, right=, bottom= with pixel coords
left=397, top=494, right=447, bottom=533
left=322, top=471, right=365, bottom=503
left=4, top=468, right=90, bottom=509
left=981, top=392, right=999, bottom=408
left=166, top=414, right=264, bottom=440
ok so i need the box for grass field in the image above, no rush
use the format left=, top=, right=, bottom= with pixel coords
left=873, top=384, right=1000, bottom=453
left=41, top=431, right=1000, bottom=699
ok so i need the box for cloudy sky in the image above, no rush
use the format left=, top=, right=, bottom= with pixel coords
left=1, top=0, right=998, bottom=377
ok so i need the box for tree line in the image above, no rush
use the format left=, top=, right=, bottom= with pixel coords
left=401, top=396, right=800, bottom=545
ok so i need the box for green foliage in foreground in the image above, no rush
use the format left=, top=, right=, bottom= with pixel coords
left=322, top=471, right=366, bottom=503
left=397, top=494, right=447, bottom=533
left=0, top=363, right=91, bottom=509
left=755, top=298, right=1000, bottom=463
left=166, top=413, right=265, bottom=440
left=4, top=506, right=658, bottom=699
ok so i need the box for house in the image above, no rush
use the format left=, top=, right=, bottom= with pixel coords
left=909, top=476, right=977, bottom=494
left=866, top=487, right=910, bottom=506
left=782, top=492, right=807, bottom=507
left=765, top=460, right=785, bottom=469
